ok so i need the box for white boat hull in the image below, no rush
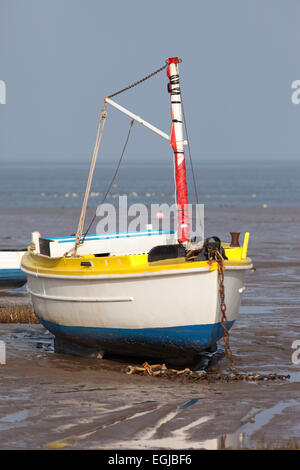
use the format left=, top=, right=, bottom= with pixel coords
left=25, top=265, right=248, bottom=364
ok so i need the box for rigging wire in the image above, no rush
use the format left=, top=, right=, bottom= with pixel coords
left=72, top=62, right=168, bottom=250
left=70, top=107, right=107, bottom=256
left=72, top=61, right=198, bottom=251
left=181, top=93, right=199, bottom=206
left=180, top=90, right=203, bottom=246
left=81, top=118, right=135, bottom=242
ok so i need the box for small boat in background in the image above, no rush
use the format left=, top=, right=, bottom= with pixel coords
left=0, top=250, right=27, bottom=292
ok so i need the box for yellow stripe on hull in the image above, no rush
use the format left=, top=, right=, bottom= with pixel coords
left=21, top=244, right=252, bottom=278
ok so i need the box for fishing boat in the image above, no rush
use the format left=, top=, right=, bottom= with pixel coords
left=0, top=250, right=27, bottom=292
left=21, top=57, right=252, bottom=366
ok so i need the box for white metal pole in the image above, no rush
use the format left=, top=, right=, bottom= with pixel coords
left=105, top=97, right=188, bottom=145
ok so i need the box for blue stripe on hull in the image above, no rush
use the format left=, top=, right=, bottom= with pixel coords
left=0, top=269, right=27, bottom=289
left=37, top=315, right=235, bottom=362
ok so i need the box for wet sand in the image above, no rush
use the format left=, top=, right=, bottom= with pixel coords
left=0, top=206, right=300, bottom=450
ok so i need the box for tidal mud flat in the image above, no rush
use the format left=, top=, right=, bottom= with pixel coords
left=0, top=206, right=300, bottom=450
left=0, top=317, right=299, bottom=451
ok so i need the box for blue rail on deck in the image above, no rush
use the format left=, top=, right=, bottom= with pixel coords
left=45, top=230, right=175, bottom=244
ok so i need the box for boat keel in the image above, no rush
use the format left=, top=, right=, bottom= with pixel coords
left=54, top=336, right=104, bottom=359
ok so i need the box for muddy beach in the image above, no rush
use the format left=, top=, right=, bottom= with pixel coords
left=0, top=206, right=300, bottom=450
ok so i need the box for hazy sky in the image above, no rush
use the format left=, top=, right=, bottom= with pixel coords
left=0, top=0, right=300, bottom=164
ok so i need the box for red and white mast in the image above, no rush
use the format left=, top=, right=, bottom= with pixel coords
left=166, top=57, right=190, bottom=243
left=104, top=57, right=190, bottom=243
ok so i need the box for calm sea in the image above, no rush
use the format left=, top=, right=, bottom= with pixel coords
left=0, top=161, right=299, bottom=209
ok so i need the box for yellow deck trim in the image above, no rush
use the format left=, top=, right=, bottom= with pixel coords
left=21, top=246, right=252, bottom=277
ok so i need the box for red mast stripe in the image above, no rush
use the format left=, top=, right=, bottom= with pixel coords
left=166, top=57, right=190, bottom=243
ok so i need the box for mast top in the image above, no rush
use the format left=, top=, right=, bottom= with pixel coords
left=166, top=57, right=182, bottom=65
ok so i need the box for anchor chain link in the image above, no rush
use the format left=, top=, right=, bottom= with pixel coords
left=125, top=245, right=290, bottom=383
left=107, top=63, right=168, bottom=99
left=125, top=362, right=289, bottom=382
left=210, top=246, right=237, bottom=374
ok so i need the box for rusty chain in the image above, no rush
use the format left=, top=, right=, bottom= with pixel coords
left=210, top=247, right=237, bottom=373
left=106, top=54, right=288, bottom=384
left=125, top=362, right=289, bottom=382
left=107, top=63, right=168, bottom=99
left=125, top=246, right=290, bottom=383
left=94, top=61, right=289, bottom=383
